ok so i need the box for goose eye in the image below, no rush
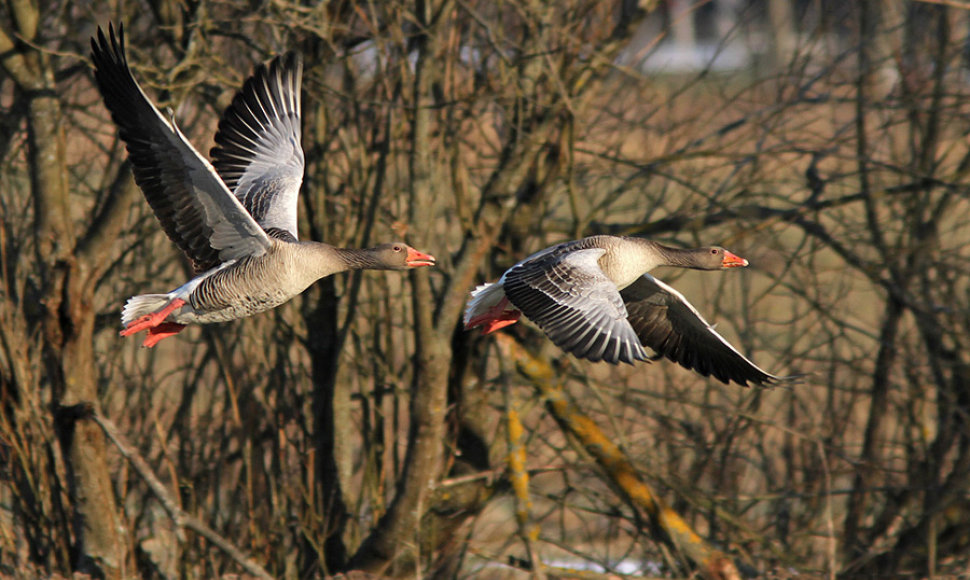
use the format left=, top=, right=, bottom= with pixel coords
left=711, top=248, right=720, bottom=255
left=393, top=245, right=402, bottom=252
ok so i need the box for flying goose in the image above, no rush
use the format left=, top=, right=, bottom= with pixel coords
left=464, top=235, right=783, bottom=386
left=91, top=24, right=435, bottom=347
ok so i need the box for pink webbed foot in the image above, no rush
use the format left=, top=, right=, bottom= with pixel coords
left=141, top=322, right=187, bottom=348
left=477, top=314, right=520, bottom=334
left=465, top=298, right=521, bottom=335
left=121, top=298, right=186, bottom=338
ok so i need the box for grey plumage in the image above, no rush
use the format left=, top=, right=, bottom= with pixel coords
left=503, top=246, right=647, bottom=365
left=211, top=52, right=304, bottom=242
left=620, top=275, right=777, bottom=386
left=92, top=24, right=434, bottom=347
left=90, top=25, right=271, bottom=273
left=466, top=235, right=783, bottom=387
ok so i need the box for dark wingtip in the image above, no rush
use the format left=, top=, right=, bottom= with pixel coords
left=266, top=50, right=303, bottom=79
left=768, top=372, right=808, bottom=387
left=90, top=22, right=126, bottom=68
left=281, top=51, right=303, bottom=70
left=744, top=372, right=806, bottom=389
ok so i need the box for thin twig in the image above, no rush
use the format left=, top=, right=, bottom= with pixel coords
left=91, top=411, right=274, bottom=580
left=495, top=334, right=742, bottom=580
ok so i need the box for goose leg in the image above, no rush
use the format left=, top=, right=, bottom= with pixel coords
left=477, top=312, right=521, bottom=334
left=142, top=322, right=186, bottom=348
left=466, top=297, right=521, bottom=335
left=120, top=298, right=187, bottom=337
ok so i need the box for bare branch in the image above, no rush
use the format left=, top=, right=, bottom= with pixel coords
left=91, top=411, right=274, bottom=580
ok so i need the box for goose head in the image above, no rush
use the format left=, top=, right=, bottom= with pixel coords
left=371, top=243, right=436, bottom=269
left=674, top=246, right=749, bottom=270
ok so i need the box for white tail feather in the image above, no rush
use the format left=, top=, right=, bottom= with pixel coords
left=121, top=294, right=172, bottom=326
left=464, top=282, right=506, bottom=326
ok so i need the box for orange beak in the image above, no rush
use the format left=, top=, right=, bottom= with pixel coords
left=721, top=250, right=749, bottom=268
left=406, top=247, right=436, bottom=267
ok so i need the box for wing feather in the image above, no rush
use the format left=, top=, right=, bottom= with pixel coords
left=91, top=24, right=271, bottom=272
left=503, top=245, right=648, bottom=365
left=621, top=275, right=782, bottom=386
left=210, top=52, right=304, bottom=240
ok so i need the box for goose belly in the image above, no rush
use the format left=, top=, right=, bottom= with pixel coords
left=182, top=288, right=296, bottom=323
left=176, top=254, right=316, bottom=324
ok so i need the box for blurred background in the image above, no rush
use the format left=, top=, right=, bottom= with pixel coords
left=2, top=0, right=969, bottom=577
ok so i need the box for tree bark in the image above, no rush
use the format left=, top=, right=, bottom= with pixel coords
left=1, top=12, right=139, bottom=576
left=348, top=3, right=451, bottom=574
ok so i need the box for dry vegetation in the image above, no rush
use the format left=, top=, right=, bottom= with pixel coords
left=3, top=0, right=970, bottom=578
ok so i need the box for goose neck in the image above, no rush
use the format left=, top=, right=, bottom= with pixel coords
left=332, top=245, right=385, bottom=270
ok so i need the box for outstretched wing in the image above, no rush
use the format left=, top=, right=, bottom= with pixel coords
left=91, top=24, right=271, bottom=272
left=503, top=244, right=648, bottom=365
left=621, top=274, right=781, bottom=386
left=210, top=52, right=304, bottom=241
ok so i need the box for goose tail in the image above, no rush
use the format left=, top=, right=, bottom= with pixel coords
left=121, top=294, right=174, bottom=327
left=464, top=283, right=501, bottom=326
left=464, top=282, right=521, bottom=333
